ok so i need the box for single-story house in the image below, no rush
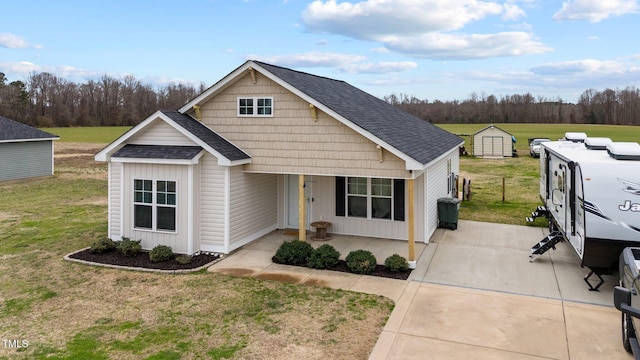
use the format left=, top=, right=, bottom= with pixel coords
left=95, top=60, right=463, bottom=266
left=0, top=115, right=59, bottom=181
left=472, top=125, right=514, bottom=158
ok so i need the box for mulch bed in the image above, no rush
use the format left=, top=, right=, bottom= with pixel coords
left=276, top=259, right=412, bottom=280
left=68, top=248, right=220, bottom=271
left=69, top=249, right=411, bottom=280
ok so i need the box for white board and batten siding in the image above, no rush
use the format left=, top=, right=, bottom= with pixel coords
left=0, top=141, right=54, bottom=181
left=473, top=126, right=513, bottom=158
left=228, top=168, right=278, bottom=250
left=199, top=154, right=227, bottom=252
left=130, top=120, right=195, bottom=146
left=425, top=149, right=459, bottom=240
left=108, top=162, right=123, bottom=240
left=120, top=162, right=195, bottom=254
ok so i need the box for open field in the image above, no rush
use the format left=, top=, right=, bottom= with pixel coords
left=0, top=132, right=394, bottom=360
left=438, top=123, right=640, bottom=226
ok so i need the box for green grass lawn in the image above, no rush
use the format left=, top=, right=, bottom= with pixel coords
left=41, top=126, right=130, bottom=143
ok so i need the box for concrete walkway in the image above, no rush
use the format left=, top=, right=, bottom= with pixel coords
left=208, top=220, right=631, bottom=359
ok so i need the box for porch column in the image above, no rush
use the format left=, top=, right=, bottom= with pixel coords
left=298, top=174, right=306, bottom=241
left=407, top=178, right=416, bottom=268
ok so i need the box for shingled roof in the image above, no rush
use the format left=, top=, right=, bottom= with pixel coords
left=160, top=110, right=250, bottom=161
left=0, top=116, right=59, bottom=142
left=113, top=144, right=203, bottom=160
left=253, top=61, right=462, bottom=165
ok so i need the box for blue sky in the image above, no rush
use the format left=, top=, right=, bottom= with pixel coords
left=1, top=0, right=639, bottom=103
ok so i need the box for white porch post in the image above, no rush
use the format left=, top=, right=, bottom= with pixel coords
left=298, top=174, right=306, bottom=241
left=408, top=178, right=416, bottom=268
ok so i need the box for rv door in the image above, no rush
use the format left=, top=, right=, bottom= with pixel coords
left=550, top=160, right=568, bottom=233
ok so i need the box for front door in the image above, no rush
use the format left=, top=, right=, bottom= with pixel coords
left=286, top=174, right=312, bottom=229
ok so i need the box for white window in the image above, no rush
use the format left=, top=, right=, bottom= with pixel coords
left=134, top=179, right=177, bottom=232
left=237, top=97, right=273, bottom=117
left=347, top=177, right=393, bottom=220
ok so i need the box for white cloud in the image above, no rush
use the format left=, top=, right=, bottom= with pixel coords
left=301, top=0, right=546, bottom=60
left=0, top=61, right=42, bottom=74
left=247, top=52, right=367, bottom=67
left=531, top=59, right=629, bottom=76
left=381, top=32, right=551, bottom=59
left=0, top=33, right=41, bottom=49
left=553, top=0, right=639, bottom=23
left=340, top=61, right=418, bottom=73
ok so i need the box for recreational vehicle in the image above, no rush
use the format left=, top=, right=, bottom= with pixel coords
left=527, top=133, right=640, bottom=290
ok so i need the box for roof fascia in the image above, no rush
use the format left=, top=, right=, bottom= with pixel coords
left=179, top=61, right=253, bottom=115
left=0, top=137, right=59, bottom=144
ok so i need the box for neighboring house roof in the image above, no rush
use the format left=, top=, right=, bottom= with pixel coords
left=0, top=115, right=59, bottom=143
left=113, top=144, right=203, bottom=160
left=180, top=60, right=463, bottom=169
left=95, top=110, right=250, bottom=165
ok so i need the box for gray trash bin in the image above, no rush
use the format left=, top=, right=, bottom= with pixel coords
left=437, top=197, right=461, bottom=230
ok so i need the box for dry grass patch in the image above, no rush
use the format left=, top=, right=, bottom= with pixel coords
left=0, top=138, right=394, bottom=360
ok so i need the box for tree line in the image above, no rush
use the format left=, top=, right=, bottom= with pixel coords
left=384, top=87, right=640, bottom=126
left=1, top=71, right=639, bottom=127
left=0, top=72, right=204, bottom=127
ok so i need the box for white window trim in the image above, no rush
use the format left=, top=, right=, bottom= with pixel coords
left=237, top=96, right=274, bottom=117
left=346, top=177, right=394, bottom=221
left=132, top=178, right=178, bottom=234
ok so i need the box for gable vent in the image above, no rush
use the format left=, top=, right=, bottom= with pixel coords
left=584, top=137, right=612, bottom=150
left=607, top=142, right=640, bottom=160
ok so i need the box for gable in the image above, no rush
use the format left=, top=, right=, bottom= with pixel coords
left=196, top=72, right=409, bottom=178
left=129, top=120, right=197, bottom=146
left=180, top=61, right=463, bottom=170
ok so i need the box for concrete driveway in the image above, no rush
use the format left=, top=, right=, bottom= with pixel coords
left=372, top=220, right=629, bottom=360
left=209, top=220, right=631, bottom=359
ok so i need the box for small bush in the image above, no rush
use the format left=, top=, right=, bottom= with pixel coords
left=307, top=244, right=340, bottom=269
left=116, top=238, right=142, bottom=257
left=176, top=255, right=192, bottom=265
left=345, top=250, right=377, bottom=275
left=272, top=240, right=314, bottom=265
left=149, top=245, right=173, bottom=262
left=384, top=254, right=409, bottom=272
left=90, top=238, right=116, bottom=254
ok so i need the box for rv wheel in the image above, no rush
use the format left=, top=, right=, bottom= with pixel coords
left=622, top=312, right=634, bottom=353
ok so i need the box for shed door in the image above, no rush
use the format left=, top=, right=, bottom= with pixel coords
left=482, top=136, right=503, bottom=156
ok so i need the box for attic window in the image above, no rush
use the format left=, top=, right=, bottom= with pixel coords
left=238, top=97, right=273, bottom=117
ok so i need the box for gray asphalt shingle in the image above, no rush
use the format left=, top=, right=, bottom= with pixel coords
left=113, top=144, right=203, bottom=160
left=254, top=61, right=462, bottom=165
left=161, top=110, right=250, bottom=161
left=0, top=116, right=59, bottom=142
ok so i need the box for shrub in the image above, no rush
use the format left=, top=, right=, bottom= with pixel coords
left=116, top=238, right=142, bottom=257
left=176, top=255, right=192, bottom=265
left=272, top=240, right=314, bottom=265
left=90, top=237, right=116, bottom=254
left=384, top=254, right=409, bottom=272
left=345, top=250, right=377, bottom=275
left=307, top=244, right=340, bottom=269
left=149, top=245, right=173, bottom=262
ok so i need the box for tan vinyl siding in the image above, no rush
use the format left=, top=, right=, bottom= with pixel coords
left=200, top=154, right=226, bottom=248
left=109, top=162, right=122, bottom=239
left=121, top=163, right=190, bottom=254
left=130, top=119, right=196, bottom=146
left=199, top=72, right=409, bottom=178
left=0, top=141, right=54, bottom=181
left=228, top=168, right=278, bottom=246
